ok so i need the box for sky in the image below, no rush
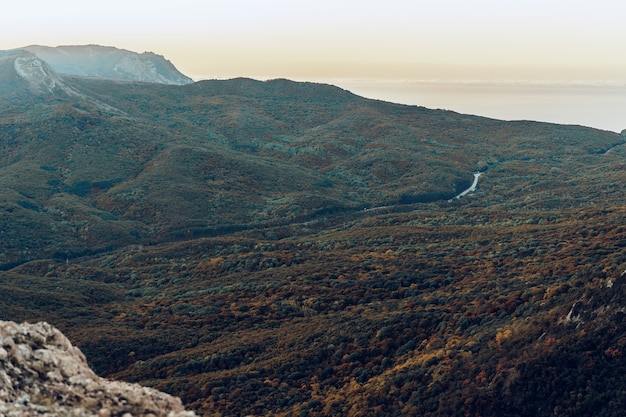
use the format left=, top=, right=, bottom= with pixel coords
left=2, top=0, right=626, bottom=131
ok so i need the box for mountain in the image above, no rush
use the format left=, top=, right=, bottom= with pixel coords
left=10, top=45, right=193, bottom=85
left=0, top=70, right=623, bottom=268
left=0, top=49, right=77, bottom=99
left=2, top=52, right=626, bottom=416
left=0, top=49, right=126, bottom=116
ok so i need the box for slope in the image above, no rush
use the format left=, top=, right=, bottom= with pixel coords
left=2, top=65, right=626, bottom=416
left=6, top=203, right=626, bottom=417
left=2, top=72, right=624, bottom=267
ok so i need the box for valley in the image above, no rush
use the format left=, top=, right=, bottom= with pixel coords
left=1, top=46, right=626, bottom=416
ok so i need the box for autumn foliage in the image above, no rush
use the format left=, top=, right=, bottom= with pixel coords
left=2, top=71, right=626, bottom=416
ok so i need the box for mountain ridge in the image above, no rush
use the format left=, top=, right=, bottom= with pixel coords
left=4, top=44, right=193, bottom=85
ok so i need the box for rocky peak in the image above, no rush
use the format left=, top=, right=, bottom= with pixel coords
left=13, top=53, right=59, bottom=93
left=0, top=50, right=85, bottom=99
left=0, top=320, right=195, bottom=417
left=18, top=45, right=194, bottom=85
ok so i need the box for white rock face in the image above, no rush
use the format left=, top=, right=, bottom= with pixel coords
left=0, top=320, right=195, bottom=417
left=113, top=55, right=176, bottom=85
left=12, top=53, right=86, bottom=100
left=14, top=56, right=60, bottom=93
left=20, top=45, right=194, bottom=85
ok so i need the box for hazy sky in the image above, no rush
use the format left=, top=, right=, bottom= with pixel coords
left=3, top=0, right=626, bottom=82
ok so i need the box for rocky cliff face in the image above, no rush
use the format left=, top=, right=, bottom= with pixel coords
left=4, top=50, right=86, bottom=97
left=0, top=320, right=195, bottom=417
left=16, top=45, right=194, bottom=85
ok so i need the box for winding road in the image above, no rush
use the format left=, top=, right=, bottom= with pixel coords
left=450, top=172, right=482, bottom=201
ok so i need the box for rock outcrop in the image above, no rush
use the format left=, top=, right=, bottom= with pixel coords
left=0, top=320, right=195, bottom=417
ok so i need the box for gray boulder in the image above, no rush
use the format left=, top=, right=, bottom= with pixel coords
left=0, top=320, right=195, bottom=417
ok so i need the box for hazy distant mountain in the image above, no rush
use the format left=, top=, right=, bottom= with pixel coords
left=0, top=49, right=93, bottom=97
left=0, top=50, right=125, bottom=116
left=12, top=45, right=193, bottom=85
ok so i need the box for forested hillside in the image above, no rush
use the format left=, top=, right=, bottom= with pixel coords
left=2, top=50, right=626, bottom=416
